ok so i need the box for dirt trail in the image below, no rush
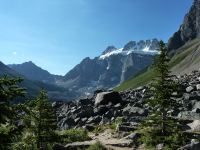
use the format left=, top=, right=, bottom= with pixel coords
left=89, top=129, right=134, bottom=150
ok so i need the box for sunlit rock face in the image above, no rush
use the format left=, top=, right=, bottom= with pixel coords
left=168, top=0, right=200, bottom=51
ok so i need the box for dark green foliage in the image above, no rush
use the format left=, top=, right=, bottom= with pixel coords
left=140, top=128, right=188, bottom=149
left=86, top=141, right=107, bottom=150
left=59, top=129, right=90, bottom=144
left=0, top=76, right=25, bottom=150
left=15, top=90, right=58, bottom=150
left=0, top=76, right=25, bottom=124
left=140, top=41, right=186, bottom=149
left=34, top=91, right=58, bottom=148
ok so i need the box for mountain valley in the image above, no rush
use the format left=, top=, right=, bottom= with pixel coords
left=1, top=0, right=200, bottom=149
left=6, top=39, right=160, bottom=100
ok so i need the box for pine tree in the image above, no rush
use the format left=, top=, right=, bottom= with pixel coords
left=12, top=90, right=58, bottom=150
left=140, top=41, right=184, bottom=149
left=22, top=90, right=58, bottom=149
left=34, top=90, right=57, bottom=149
left=0, top=75, right=25, bottom=149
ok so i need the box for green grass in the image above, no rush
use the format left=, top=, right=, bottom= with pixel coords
left=86, top=141, right=107, bottom=150
left=58, top=129, right=91, bottom=144
left=115, top=38, right=200, bottom=91
left=115, top=67, right=156, bottom=91
left=169, top=39, right=200, bottom=68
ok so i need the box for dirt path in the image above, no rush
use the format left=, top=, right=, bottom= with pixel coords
left=65, top=129, right=145, bottom=150
left=89, top=129, right=134, bottom=150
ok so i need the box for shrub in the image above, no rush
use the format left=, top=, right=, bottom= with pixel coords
left=115, top=117, right=123, bottom=125
left=139, top=128, right=188, bottom=149
left=93, top=125, right=105, bottom=134
left=86, top=141, right=107, bottom=150
left=11, top=131, right=37, bottom=150
left=93, top=117, right=124, bottom=134
left=59, top=129, right=91, bottom=144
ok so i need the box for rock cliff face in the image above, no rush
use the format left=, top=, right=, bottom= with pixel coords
left=168, top=0, right=200, bottom=51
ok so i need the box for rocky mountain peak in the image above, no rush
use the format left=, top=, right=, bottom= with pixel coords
left=122, top=41, right=137, bottom=51
left=9, top=61, right=36, bottom=68
left=8, top=61, right=58, bottom=84
left=82, top=57, right=91, bottom=63
left=168, top=0, right=200, bottom=51
left=22, top=61, right=37, bottom=67
left=102, top=46, right=117, bottom=55
left=122, top=39, right=159, bottom=52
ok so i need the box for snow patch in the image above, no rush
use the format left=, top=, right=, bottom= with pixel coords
left=99, top=47, right=159, bottom=60
left=143, top=46, right=149, bottom=52
left=99, top=48, right=123, bottom=59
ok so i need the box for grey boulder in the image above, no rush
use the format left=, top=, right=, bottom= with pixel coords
left=95, top=91, right=122, bottom=106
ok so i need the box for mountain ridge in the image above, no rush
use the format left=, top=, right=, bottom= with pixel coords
left=1, top=61, right=77, bottom=101
left=9, top=39, right=159, bottom=98
left=8, top=61, right=62, bottom=84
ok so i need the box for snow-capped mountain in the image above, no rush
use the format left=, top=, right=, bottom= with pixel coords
left=62, top=39, right=159, bottom=96
left=99, top=39, right=159, bottom=59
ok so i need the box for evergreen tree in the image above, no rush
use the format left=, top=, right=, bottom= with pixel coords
left=34, top=90, right=57, bottom=149
left=140, top=41, right=185, bottom=149
left=13, top=91, right=58, bottom=150
left=17, top=90, right=58, bottom=150
left=0, top=75, right=25, bottom=149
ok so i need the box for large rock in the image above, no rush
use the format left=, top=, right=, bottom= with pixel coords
left=95, top=91, right=122, bottom=106
left=52, top=101, right=64, bottom=108
left=186, top=86, right=195, bottom=93
left=191, top=99, right=200, bottom=110
left=156, top=143, right=164, bottom=150
left=196, top=84, right=200, bottom=90
left=192, top=108, right=200, bottom=113
left=116, top=124, right=136, bottom=132
left=122, top=105, right=147, bottom=116
left=178, top=111, right=200, bottom=120
left=64, top=141, right=96, bottom=150
left=86, top=116, right=102, bottom=124
left=124, top=132, right=141, bottom=141
left=189, top=91, right=200, bottom=100
left=94, top=105, right=109, bottom=115
left=179, top=140, right=200, bottom=150
left=60, top=118, right=75, bottom=130
left=75, top=106, right=94, bottom=118
left=188, top=120, right=200, bottom=132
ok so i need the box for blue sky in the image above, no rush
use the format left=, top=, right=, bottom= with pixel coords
left=0, top=0, right=192, bottom=75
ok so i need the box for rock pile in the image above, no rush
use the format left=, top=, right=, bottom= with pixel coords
left=54, top=70, right=200, bottom=132
left=55, top=88, right=148, bottom=131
